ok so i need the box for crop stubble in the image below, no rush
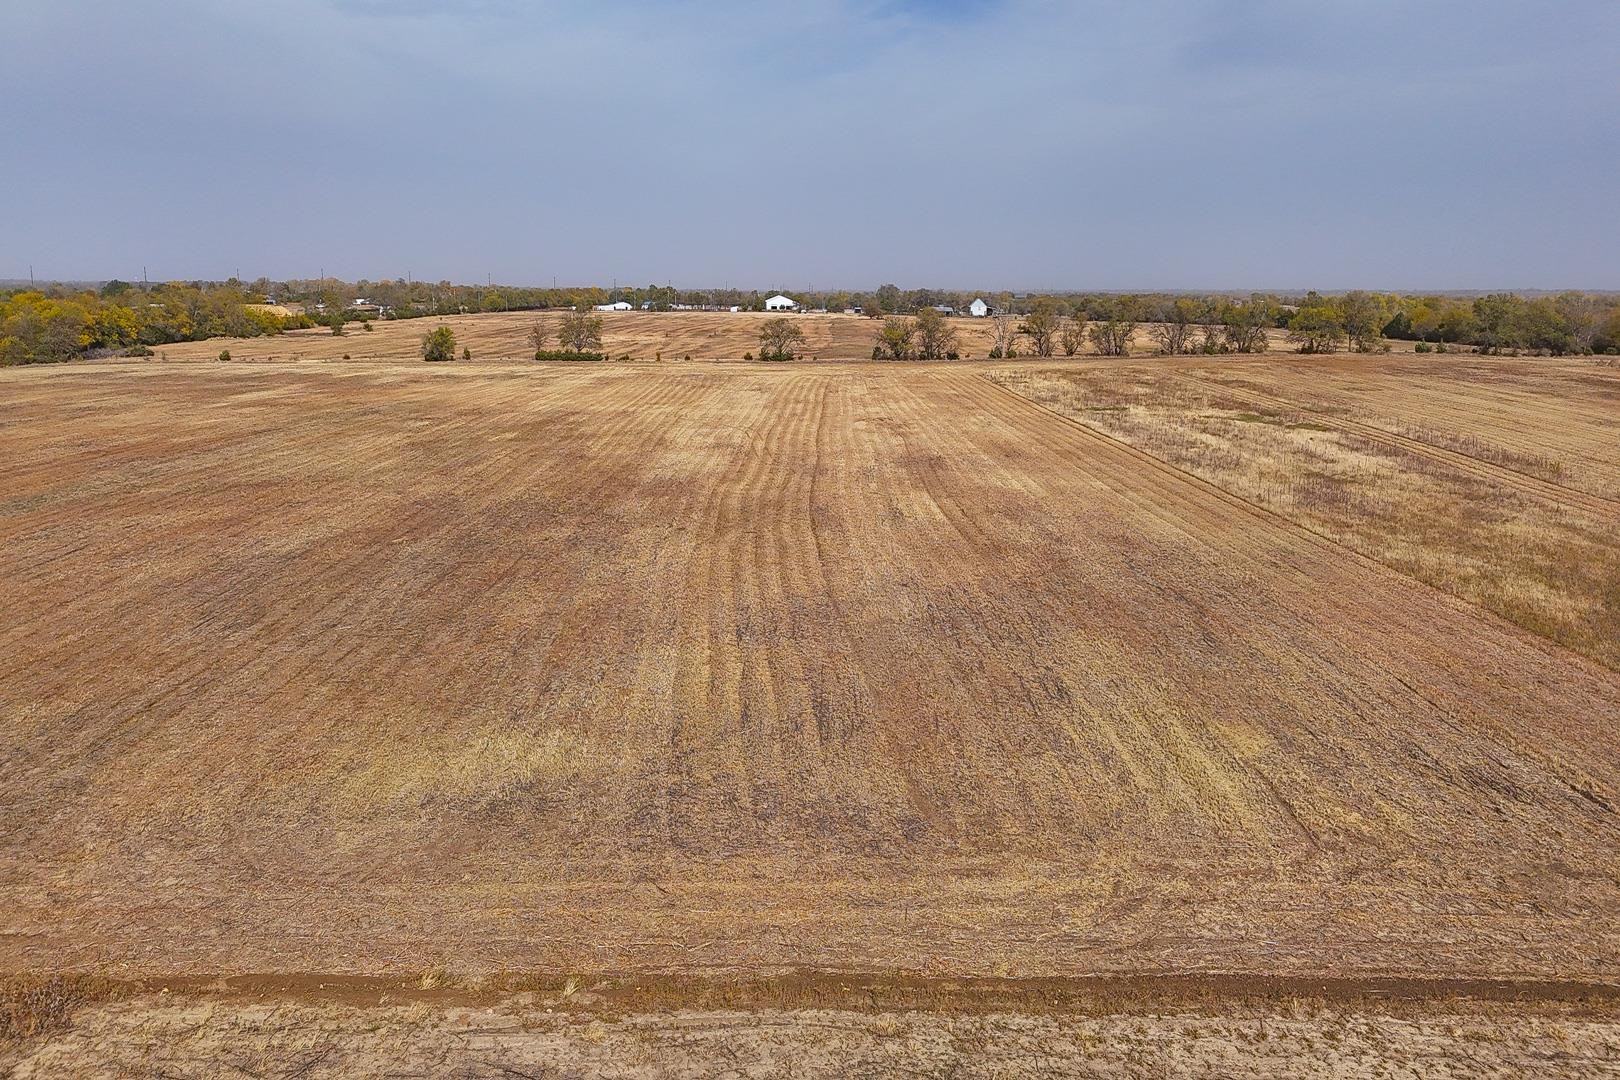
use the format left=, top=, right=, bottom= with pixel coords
left=1, top=360, right=1617, bottom=985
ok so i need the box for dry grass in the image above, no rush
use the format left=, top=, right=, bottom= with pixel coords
left=124, top=310, right=1322, bottom=364
left=137, top=309, right=1002, bottom=362
left=992, top=361, right=1620, bottom=669
left=1, top=358, right=1618, bottom=995
left=1192, top=353, right=1620, bottom=498
left=10, top=989, right=1620, bottom=1079
left=0, top=975, right=115, bottom=1048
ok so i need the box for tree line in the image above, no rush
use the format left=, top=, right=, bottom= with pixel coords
left=6, top=276, right=1618, bottom=365
left=0, top=281, right=309, bottom=365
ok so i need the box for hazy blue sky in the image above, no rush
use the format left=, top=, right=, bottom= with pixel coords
left=3, top=0, right=1617, bottom=289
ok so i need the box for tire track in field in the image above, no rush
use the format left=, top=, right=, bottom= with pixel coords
left=663, top=372, right=798, bottom=848
left=973, top=369, right=1620, bottom=839
left=1174, top=374, right=1620, bottom=517
left=2, top=368, right=716, bottom=832
left=972, top=368, right=1619, bottom=845
left=861, top=372, right=1318, bottom=852
left=920, top=372, right=1327, bottom=849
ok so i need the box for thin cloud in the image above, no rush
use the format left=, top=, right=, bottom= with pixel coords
left=2, top=0, right=1616, bottom=288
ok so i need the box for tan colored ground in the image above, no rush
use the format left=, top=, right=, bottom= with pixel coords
left=991, top=354, right=1620, bottom=668
left=2, top=355, right=1618, bottom=1069
left=145, top=308, right=1311, bottom=362
left=12, top=987, right=1620, bottom=1078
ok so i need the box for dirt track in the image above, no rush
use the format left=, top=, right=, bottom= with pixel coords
left=16, top=992, right=1620, bottom=1079
left=4, top=358, right=1618, bottom=990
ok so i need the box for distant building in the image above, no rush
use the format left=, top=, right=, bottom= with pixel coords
left=764, top=294, right=798, bottom=312
left=594, top=301, right=633, bottom=311
left=931, top=304, right=956, bottom=316
left=968, top=298, right=990, bottom=318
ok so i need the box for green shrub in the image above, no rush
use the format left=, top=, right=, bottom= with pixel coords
left=421, top=326, right=456, bottom=362
left=217, top=349, right=231, bottom=361
left=744, top=351, right=754, bottom=361
left=533, top=350, right=606, bottom=362
left=122, top=344, right=154, bottom=357
left=462, top=346, right=471, bottom=361
left=1414, top=341, right=1432, bottom=353
left=363, top=321, right=373, bottom=332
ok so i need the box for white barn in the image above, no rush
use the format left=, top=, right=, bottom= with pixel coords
left=968, top=298, right=990, bottom=318
left=594, top=301, right=632, bottom=312
left=764, top=294, right=798, bottom=312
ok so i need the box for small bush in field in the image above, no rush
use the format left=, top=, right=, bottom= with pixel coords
left=533, top=350, right=606, bottom=362
left=421, top=326, right=456, bottom=362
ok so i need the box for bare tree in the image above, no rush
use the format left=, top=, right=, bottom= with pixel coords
left=1149, top=297, right=1201, bottom=355
left=1018, top=298, right=1063, bottom=357
left=1556, top=292, right=1604, bottom=354
left=914, top=307, right=959, bottom=360
left=990, top=316, right=1018, bottom=358
left=758, top=318, right=806, bottom=361
left=528, top=321, right=549, bottom=354
left=1088, top=298, right=1138, bottom=357
left=1059, top=315, right=1089, bottom=356
left=556, top=306, right=605, bottom=352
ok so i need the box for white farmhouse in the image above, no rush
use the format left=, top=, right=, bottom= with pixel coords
left=968, top=298, right=990, bottom=318
left=764, top=294, right=798, bottom=312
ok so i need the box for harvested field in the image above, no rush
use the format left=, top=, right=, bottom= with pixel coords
left=991, top=355, right=1620, bottom=668
left=140, top=309, right=990, bottom=363
left=11, top=982, right=1620, bottom=1078
left=141, top=308, right=1311, bottom=363
left=1186, top=353, right=1620, bottom=500
left=2, top=356, right=1619, bottom=1068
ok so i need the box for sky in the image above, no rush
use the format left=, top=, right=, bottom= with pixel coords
left=3, top=0, right=1618, bottom=290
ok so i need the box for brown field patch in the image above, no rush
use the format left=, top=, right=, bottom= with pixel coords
left=10, top=986, right=1620, bottom=1078
left=989, top=356, right=1620, bottom=668
left=128, top=309, right=1319, bottom=364
left=3, top=358, right=1618, bottom=992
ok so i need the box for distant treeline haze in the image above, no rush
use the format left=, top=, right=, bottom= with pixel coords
left=3, top=277, right=1618, bottom=364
